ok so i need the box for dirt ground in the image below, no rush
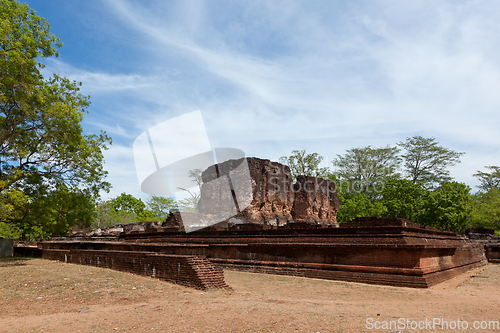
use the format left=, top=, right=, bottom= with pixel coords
left=0, top=257, right=499, bottom=333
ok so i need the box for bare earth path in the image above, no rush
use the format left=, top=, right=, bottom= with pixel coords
left=0, top=257, right=499, bottom=332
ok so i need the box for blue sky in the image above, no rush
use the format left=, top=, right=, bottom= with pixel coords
left=24, top=0, right=500, bottom=200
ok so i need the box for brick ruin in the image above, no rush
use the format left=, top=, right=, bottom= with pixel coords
left=466, top=227, right=500, bottom=263
left=190, top=157, right=339, bottom=230
left=41, top=248, right=230, bottom=290
left=16, top=157, right=490, bottom=289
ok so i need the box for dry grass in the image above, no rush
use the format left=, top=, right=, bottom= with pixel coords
left=1, top=257, right=499, bottom=332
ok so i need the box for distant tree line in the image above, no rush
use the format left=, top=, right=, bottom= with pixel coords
left=280, top=137, right=500, bottom=235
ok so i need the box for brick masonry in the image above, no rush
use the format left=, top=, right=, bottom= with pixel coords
left=40, top=249, right=231, bottom=290
left=36, top=217, right=488, bottom=289
left=185, top=157, right=339, bottom=228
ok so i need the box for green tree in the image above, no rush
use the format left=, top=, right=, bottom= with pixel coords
left=107, top=193, right=153, bottom=220
left=337, top=191, right=387, bottom=223
left=398, top=136, right=464, bottom=188
left=332, top=145, right=400, bottom=198
left=92, top=201, right=137, bottom=229
left=469, top=188, right=500, bottom=232
left=473, top=166, right=500, bottom=192
left=146, top=195, right=177, bottom=218
left=0, top=0, right=111, bottom=239
left=1, top=178, right=96, bottom=240
left=380, top=179, right=426, bottom=222
left=279, top=150, right=330, bottom=180
left=420, top=181, right=472, bottom=233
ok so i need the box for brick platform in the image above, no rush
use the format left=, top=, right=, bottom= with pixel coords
left=40, top=249, right=231, bottom=290
left=38, top=217, right=487, bottom=289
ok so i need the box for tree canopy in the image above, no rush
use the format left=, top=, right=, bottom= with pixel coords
left=146, top=195, right=177, bottom=218
left=380, top=179, right=426, bottom=222
left=336, top=191, right=387, bottom=223
left=419, top=181, right=472, bottom=234
left=398, top=136, right=464, bottom=188
left=332, top=145, right=400, bottom=198
left=107, top=193, right=153, bottom=220
left=469, top=188, right=500, bottom=231
left=473, top=166, right=500, bottom=192
left=0, top=0, right=111, bottom=239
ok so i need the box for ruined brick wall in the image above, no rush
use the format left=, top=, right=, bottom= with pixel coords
left=38, top=217, right=488, bottom=289
left=196, top=157, right=339, bottom=227
left=292, top=175, right=339, bottom=225
left=198, top=157, right=295, bottom=226
left=41, top=249, right=230, bottom=290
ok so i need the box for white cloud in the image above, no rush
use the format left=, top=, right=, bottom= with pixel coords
left=39, top=0, right=500, bottom=198
left=41, top=59, right=154, bottom=94
left=100, top=143, right=143, bottom=200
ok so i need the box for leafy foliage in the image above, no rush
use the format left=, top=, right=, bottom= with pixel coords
left=0, top=0, right=111, bottom=239
left=1, top=179, right=96, bottom=240
left=92, top=201, right=137, bottom=229
left=469, top=188, right=500, bottom=231
left=419, top=182, right=472, bottom=233
left=473, top=166, right=500, bottom=192
left=337, top=191, right=387, bottom=223
left=176, top=196, right=200, bottom=213
left=107, top=193, right=153, bottom=220
left=176, top=168, right=203, bottom=212
left=332, top=145, right=401, bottom=198
left=380, top=179, right=426, bottom=222
left=146, top=195, right=177, bottom=218
left=398, top=136, right=464, bottom=188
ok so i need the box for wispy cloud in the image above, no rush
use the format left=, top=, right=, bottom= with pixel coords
left=42, top=59, right=154, bottom=93
left=33, top=0, right=500, bottom=198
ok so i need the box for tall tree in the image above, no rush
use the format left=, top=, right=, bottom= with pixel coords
left=279, top=150, right=330, bottom=180
left=0, top=0, right=111, bottom=239
left=332, top=145, right=400, bottom=198
left=176, top=168, right=203, bottom=212
left=473, top=166, right=500, bottom=192
left=146, top=195, right=177, bottom=218
left=398, top=136, right=464, bottom=188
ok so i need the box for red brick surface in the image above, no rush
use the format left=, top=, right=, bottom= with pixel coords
left=40, top=249, right=230, bottom=290
left=38, top=217, right=488, bottom=289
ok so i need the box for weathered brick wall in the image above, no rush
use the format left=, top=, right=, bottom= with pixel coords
left=42, top=217, right=487, bottom=289
left=292, top=175, right=339, bottom=225
left=195, top=157, right=340, bottom=228
left=214, top=260, right=484, bottom=288
left=41, top=249, right=230, bottom=290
